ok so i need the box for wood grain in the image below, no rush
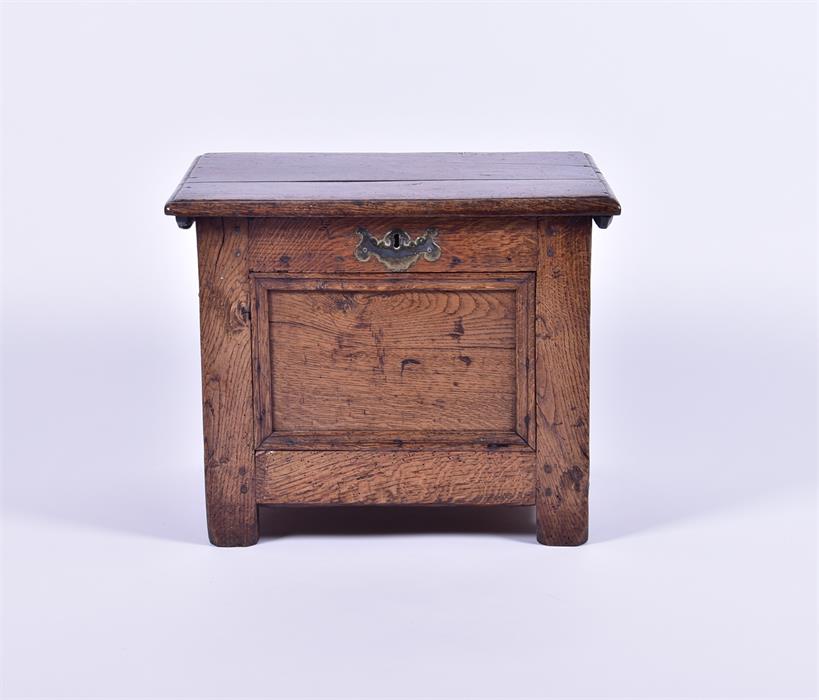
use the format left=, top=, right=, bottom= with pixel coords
left=272, top=336, right=515, bottom=432
left=255, top=451, right=535, bottom=505
left=252, top=274, right=534, bottom=449
left=276, top=343, right=514, bottom=425
left=247, top=217, right=538, bottom=273
left=188, top=151, right=596, bottom=181
left=167, top=182, right=618, bottom=218
left=197, top=217, right=258, bottom=546
left=164, top=152, right=621, bottom=218
left=269, top=288, right=516, bottom=350
left=535, top=217, right=591, bottom=545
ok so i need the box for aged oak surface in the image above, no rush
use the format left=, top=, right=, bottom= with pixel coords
left=535, top=217, right=591, bottom=545
left=197, top=218, right=258, bottom=546
left=167, top=151, right=620, bottom=546
left=255, top=451, right=535, bottom=505
left=247, top=217, right=539, bottom=273
left=271, top=290, right=516, bottom=431
left=251, top=273, right=535, bottom=450
left=166, top=152, right=620, bottom=218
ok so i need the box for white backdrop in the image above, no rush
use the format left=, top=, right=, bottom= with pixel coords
left=1, top=2, right=816, bottom=699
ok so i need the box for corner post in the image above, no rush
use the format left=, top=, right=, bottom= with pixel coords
left=535, top=217, right=591, bottom=545
left=196, top=217, right=259, bottom=546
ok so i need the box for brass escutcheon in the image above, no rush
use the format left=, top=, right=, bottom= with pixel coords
left=354, top=227, right=441, bottom=272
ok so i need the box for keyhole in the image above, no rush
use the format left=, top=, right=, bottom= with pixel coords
left=392, top=232, right=401, bottom=249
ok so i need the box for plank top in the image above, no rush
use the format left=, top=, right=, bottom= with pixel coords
left=165, top=152, right=621, bottom=219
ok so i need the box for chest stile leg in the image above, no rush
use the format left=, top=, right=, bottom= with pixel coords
left=196, top=217, right=259, bottom=546
left=535, top=217, right=592, bottom=545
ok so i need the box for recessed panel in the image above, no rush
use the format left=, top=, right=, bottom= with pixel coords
left=252, top=274, right=534, bottom=450
left=270, top=288, right=516, bottom=432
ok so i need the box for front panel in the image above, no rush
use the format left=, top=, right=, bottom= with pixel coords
left=252, top=273, right=534, bottom=452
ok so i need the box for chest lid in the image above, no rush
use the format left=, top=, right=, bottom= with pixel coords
left=164, top=151, right=620, bottom=220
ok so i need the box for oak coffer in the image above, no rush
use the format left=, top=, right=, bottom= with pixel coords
left=165, top=152, right=621, bottom=546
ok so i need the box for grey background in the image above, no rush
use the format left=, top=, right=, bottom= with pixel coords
left=1, top=2, right=816, bottom=698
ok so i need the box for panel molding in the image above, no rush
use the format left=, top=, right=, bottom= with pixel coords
left=258, top=431, right=532, bottom=452
left=251, top=273, right=535, bottom=451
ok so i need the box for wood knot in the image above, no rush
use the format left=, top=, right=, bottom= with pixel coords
left=231, top=301, right=250, bottom=328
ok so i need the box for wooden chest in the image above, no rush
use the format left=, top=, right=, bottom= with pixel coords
left=165, top=152, right=621, bottom=546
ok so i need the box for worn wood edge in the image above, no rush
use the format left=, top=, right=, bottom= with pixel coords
left=250, top=271, right=533, bottom=290
left=514, top=274, right=536, bottom=445
left=583, top=153, right=622, bottom=216
left=257, top=431, right=532, bottom=452
left=165, top=155, right=201, bottom=216
left=251, top=276, right=273, bottom=447
left=513, top=278, right=528, bottom=441
left=255, top=451, right=536, bottom=505
left=165, top=195, right=622, bottom=219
